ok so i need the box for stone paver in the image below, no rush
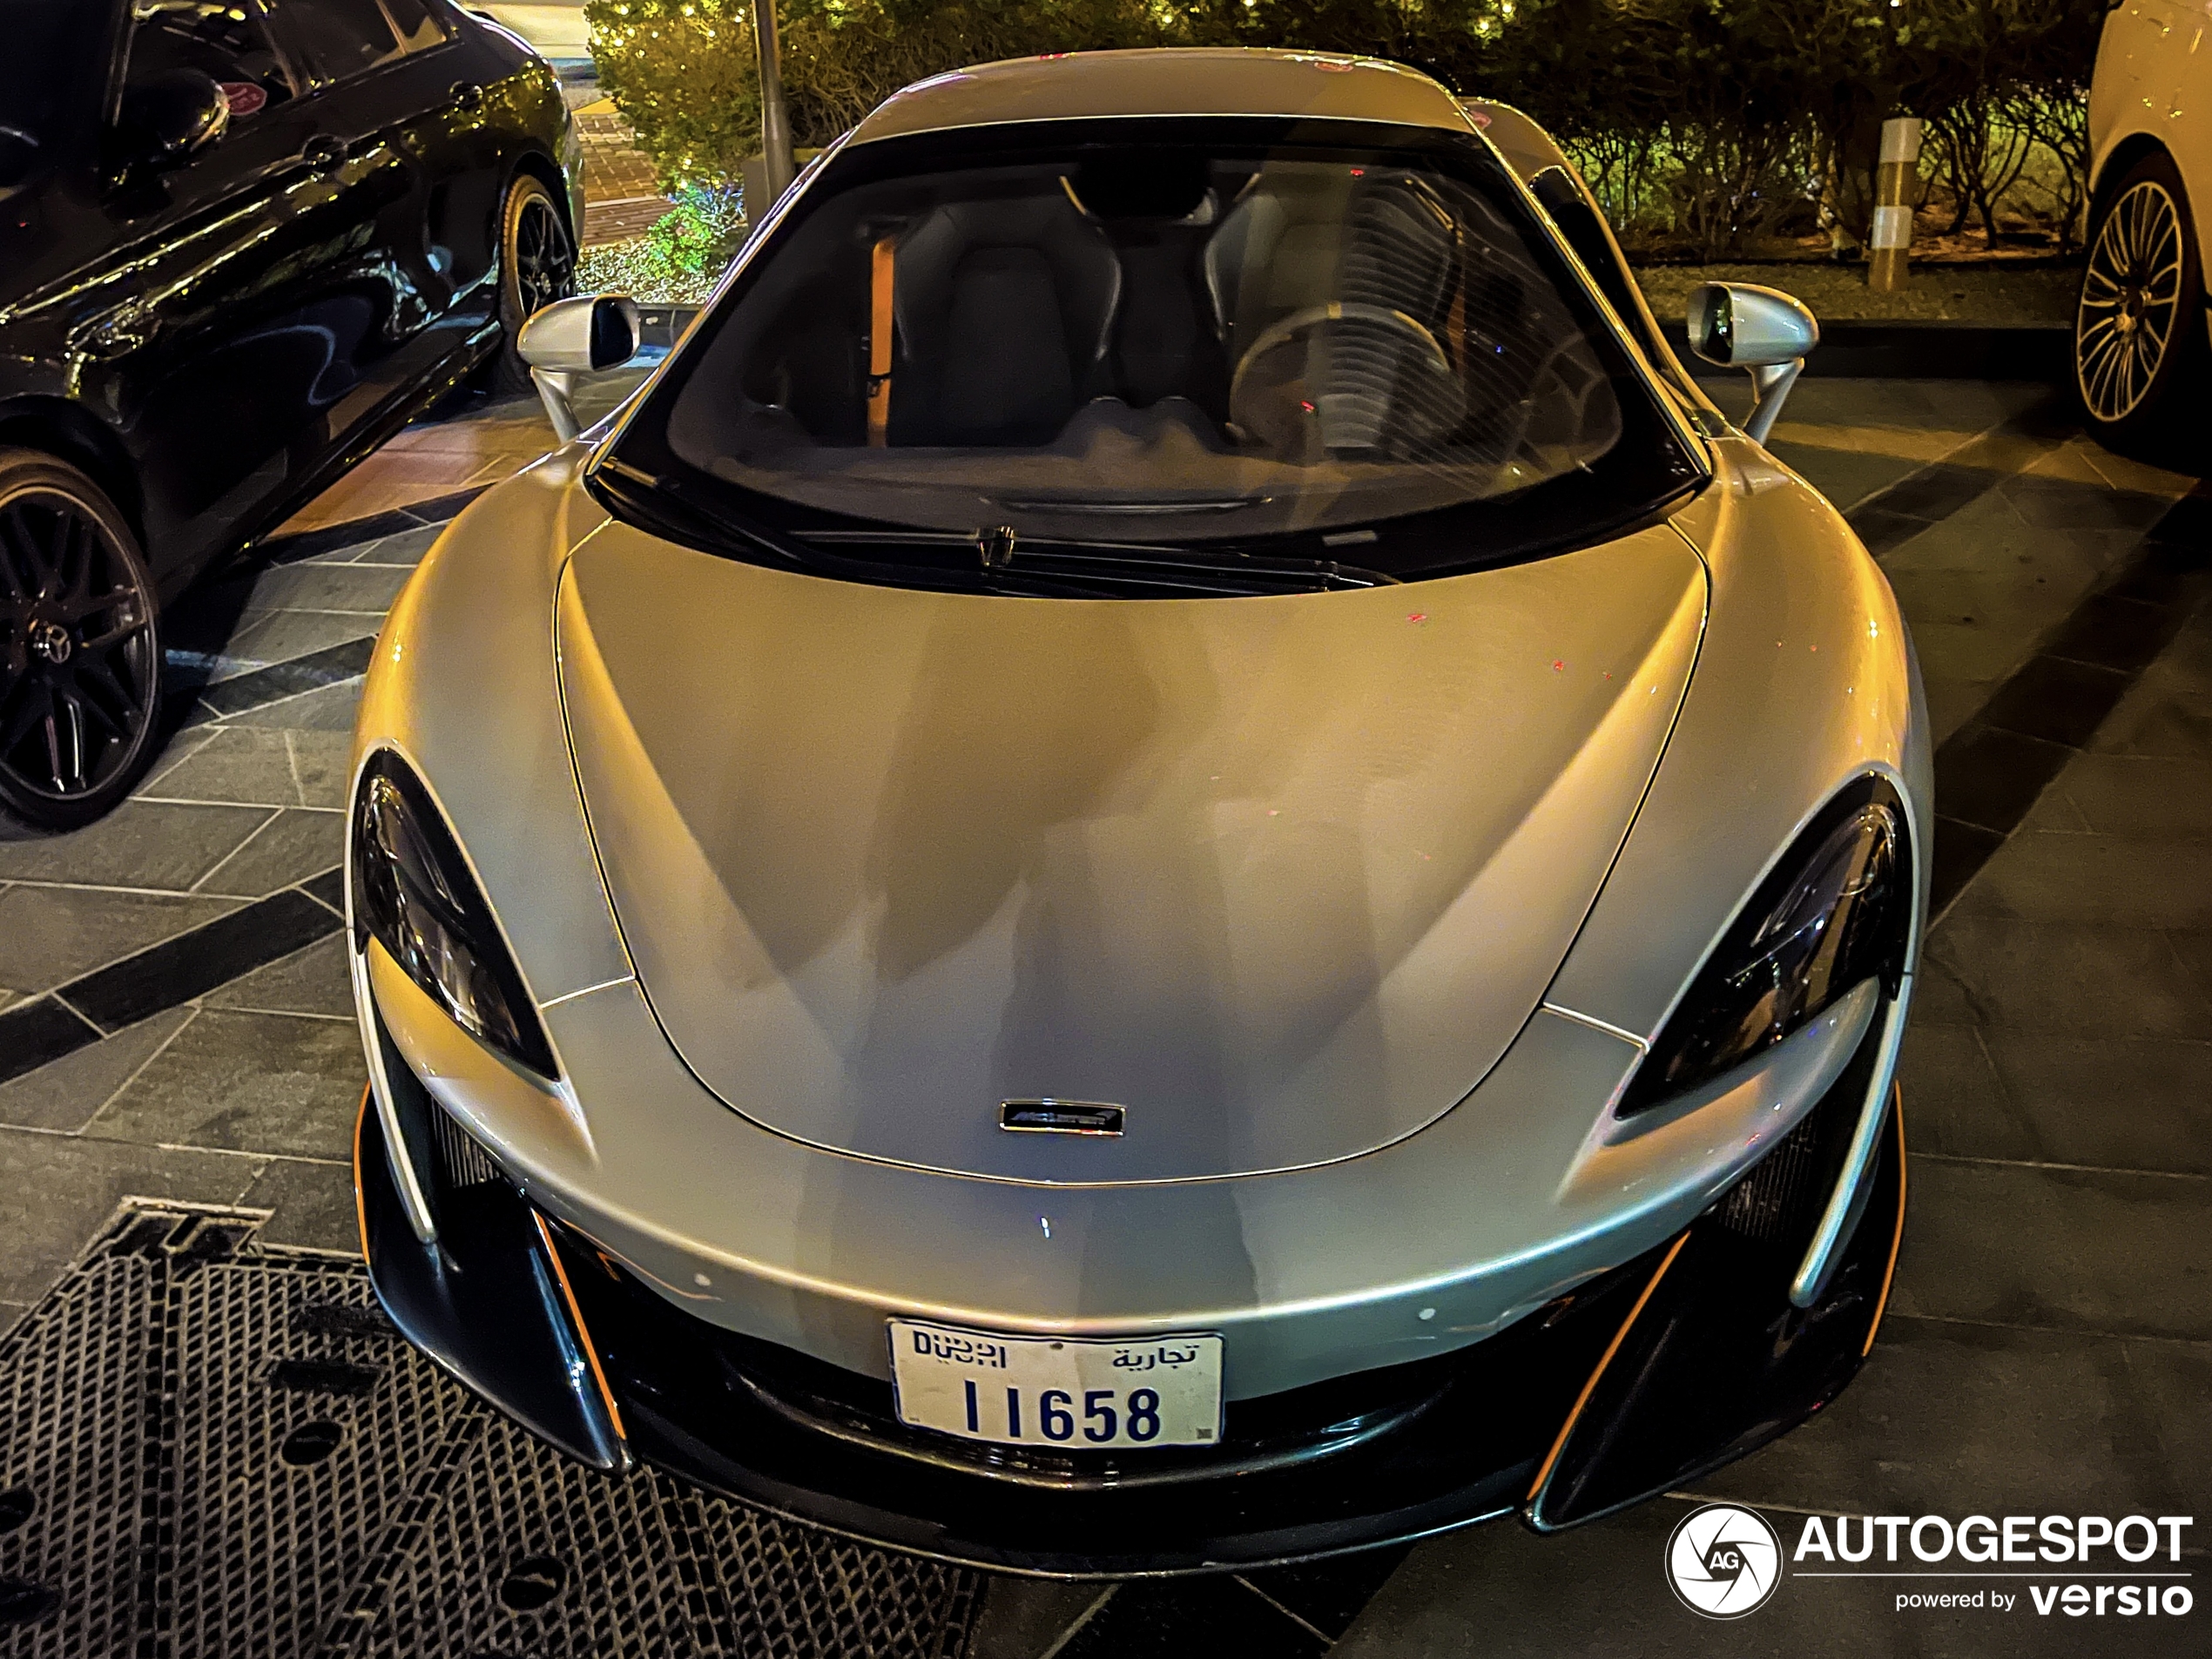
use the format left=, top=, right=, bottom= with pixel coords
left=578, top=106, right=670, bottom=246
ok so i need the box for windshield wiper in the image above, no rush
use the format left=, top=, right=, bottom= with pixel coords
left=988, top=496, right=1260, bottom=517
left=590, top=465, right=1393, bottom=597
left=590, top=458, right=848, bottom=575
left=590, top=461, right=1051, bottom=594
left=793, top=525, right=1399, bottom=594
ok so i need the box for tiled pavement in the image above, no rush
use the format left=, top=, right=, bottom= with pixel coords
left=0, top=377, right=2206, bottom=1656
left=269, top=395, right=566, bottom=536
left=577, top=105, right=671, bottom=246
left=0, top=516, right=435, bottom=1339
left=269, top=361, right=649, bottom=536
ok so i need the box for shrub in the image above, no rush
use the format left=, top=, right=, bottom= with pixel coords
left=644, top=185, right=748, bottom=274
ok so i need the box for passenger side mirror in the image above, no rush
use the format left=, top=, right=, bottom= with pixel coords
left=1687, top=283, right=1818, bottom=446
left=517, top=295, right=643, bottom=442
left=118, top=70, right=230, bottom=169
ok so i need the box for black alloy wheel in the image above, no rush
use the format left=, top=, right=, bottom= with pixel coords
left=2075, top=152, right=2207, bottom=447
left=0, top=451, right=165, bottom=831
left=489, top=172, right=577, bottom=394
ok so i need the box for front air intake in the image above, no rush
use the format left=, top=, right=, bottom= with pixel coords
left=428, top=1105, right=502, bottom=1190
left=1710, top=1009, right=1883, bottom=1249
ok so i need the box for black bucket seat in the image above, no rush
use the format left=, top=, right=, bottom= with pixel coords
left=887, top=191, right=1122, bottom=447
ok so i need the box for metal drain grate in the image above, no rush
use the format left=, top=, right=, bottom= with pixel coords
left=0, top=1204, right=981, bottom=1659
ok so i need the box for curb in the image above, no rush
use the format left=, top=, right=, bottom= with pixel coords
left=1662, top=319, right=2069, bottom=381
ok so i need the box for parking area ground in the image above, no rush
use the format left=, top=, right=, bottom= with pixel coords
left=0, top=374, right=2205, bottom=1656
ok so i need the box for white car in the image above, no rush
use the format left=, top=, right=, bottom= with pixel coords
left=2078, top=0, right=2212, bottom=440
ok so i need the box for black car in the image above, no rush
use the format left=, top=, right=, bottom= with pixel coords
left=0, top=0, right=580, bottom=828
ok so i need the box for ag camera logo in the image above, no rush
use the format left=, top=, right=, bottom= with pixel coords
left=1666, top=1503, right=1784, bottom=1618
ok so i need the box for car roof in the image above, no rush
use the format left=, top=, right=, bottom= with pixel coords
left=848, top=48, right=1479, bottom=146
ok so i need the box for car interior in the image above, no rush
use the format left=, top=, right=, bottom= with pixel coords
left=664, top=147, right=1624, bottom=542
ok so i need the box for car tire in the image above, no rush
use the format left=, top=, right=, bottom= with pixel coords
left=488, top=172, right=577, bottom=395
left=2074, top=151, right=2209, bottom=447
left=0, top=449, right=165, bottom=832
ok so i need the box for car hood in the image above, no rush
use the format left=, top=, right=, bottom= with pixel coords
left=555, top=511, right=1706, bottom=1184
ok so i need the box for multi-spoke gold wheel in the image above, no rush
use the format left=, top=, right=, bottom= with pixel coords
left=2075, top=156, right=2203, bottom=439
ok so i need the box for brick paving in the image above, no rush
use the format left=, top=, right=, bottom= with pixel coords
left=577, top=106, right=670, bottom=246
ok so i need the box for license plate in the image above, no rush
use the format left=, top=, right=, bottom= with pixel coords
left=887, top=1319, right=1223, bottom=1449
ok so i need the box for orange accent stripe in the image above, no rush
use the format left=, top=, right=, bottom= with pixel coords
left=1527, top=1231, right=1689, bottom=1502
left=1861, top=1084, right=1908, bottom=1358
left=533, top=1210, right=627, bottom=1442
left=352, top=1082, right=374, bottom=1264
left=867, top=235, right=895, bottom=445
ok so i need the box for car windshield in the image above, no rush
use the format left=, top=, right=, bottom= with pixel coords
left=606, top=118, right=1703, bottom=587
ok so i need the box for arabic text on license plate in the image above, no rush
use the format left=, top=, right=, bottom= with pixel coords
left=887, top=1320, right=1222, bottom=1449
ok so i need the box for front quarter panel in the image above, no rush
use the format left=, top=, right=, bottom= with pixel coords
left=352, top=455, right=631, bottom=1011
left=1546, top=441, right=1930, bottom=1043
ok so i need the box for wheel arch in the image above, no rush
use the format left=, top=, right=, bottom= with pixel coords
left=506, top=147, right=578, bottom=246
left=0, top=398, right=145, bottom=548
left=2088, top=134, right=2180, bottom=241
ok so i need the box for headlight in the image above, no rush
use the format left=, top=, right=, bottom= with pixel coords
left=351, top=752, right=557, bottom=1077
left=1616, top=781, right=1908, bottom=1117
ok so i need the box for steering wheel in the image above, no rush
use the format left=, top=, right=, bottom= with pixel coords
left=1227, top=302, right=1460, bottom=455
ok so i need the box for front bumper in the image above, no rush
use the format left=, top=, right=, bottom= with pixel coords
left=354, top=1002, right=1907, bottom=1575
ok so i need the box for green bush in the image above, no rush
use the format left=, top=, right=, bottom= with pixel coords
left=585, top=0, right=2104, bottom=257
left=644, top=185, right=748, bottom=274
left=574, top=186, right=747, bottom=306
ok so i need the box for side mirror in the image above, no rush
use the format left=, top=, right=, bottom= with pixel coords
left=1687, top=282, right=1818, bottom=446
left=516, top=294, right=642, bottom=442
left=119, top=70, right=229, bottom=168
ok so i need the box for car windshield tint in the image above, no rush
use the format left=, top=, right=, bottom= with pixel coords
left=612, top=118, right=1703, bottom=583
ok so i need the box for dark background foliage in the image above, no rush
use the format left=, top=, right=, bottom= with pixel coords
left=584, top=0, right=2107, bottom=258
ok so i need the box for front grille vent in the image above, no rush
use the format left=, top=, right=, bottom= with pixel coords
left=1714, top=1111, right=1833, bottom=1243
left=429, top=1107, right=501, bottom=1190
left=1711, top=1015, right=1885, bottom=1246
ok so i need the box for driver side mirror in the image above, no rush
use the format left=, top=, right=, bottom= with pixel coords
left=1687, top=283, right=1818, bottom=446
left=517, top=294, right=643, bottom=442
left=118, top=70, right=230, bottom=170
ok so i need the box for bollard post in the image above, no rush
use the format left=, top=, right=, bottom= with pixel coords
left=1867, top=117, right=1923, bottom=293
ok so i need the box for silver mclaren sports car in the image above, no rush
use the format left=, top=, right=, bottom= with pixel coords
left=347, top=49, right=1929, bottom=1575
